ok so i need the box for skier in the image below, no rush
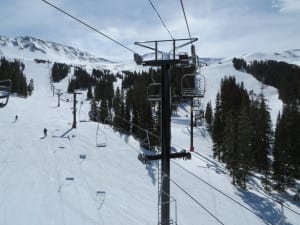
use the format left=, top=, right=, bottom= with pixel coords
left=14, top=115, right=18, bottom=122
left=43, top=128, right=48, bottom=137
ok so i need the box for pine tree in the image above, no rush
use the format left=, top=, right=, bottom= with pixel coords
left=27, top=78, right=34, bottom=96
left=273, top=111, right=287, bottom=191
left=273, top=103, right=300, bottom=191
left=120, top=89, right=126, bottom=129
left=112, top=87, right=122, bottom=129
left=257, top=97, right=273, bottom=190
left=205, top=101, right=213, bottom=133
left=100, top=99, right=108, bottom=123
left=212, top=92, right=223, bottom=161
left=124, top=94, right=131, bottom=133
left=89, top=100, right=99, bottom=122
left=223, top=112, right=238, bottom=185
left=131, top=104, right=139, bottom=136
left=87, top=85, right=93, bottom=99
left=237, top=104, right=252, bottom=189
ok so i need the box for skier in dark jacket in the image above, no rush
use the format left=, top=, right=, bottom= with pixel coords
left=44, top=128, right=48, bottom=137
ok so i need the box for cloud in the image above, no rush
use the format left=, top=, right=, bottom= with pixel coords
left=273, top=0, right=300, bottom=13
left=0, top=0, right=299, bottom=60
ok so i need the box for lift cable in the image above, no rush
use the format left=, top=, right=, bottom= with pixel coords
left=45, top=139, right=67, bottom=225
left=179, top=0, right=192, bottom=39
left=41, top=0, right=136, bottom=54
left=171, top=160, right=273, bottom=225
left=169, top=177, right=225, bottom=225
left=248, top=183, right=300, bottom=216
left=182, top=151, right=300, bottom=217
left=96, top=106, right=278, bottom=225
left=147, top=0, right=174, bottom=40
left=68, top=138, right=106, bottom=225
left=96, top=104, right=300, bottom=220
left=105, top=117, right=225, bottom=225
left=97, top=104, right=160, bottom=143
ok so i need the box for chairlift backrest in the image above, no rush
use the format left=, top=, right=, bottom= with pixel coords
left=147, top=83, right=161, bottom=102
left=96, top=124, right=107, bottom=147
left=181, top=72, right=205, bottom=98
left=179, top=53, right=193, bottom=67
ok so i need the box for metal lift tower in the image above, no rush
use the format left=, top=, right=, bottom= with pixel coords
left=135, top=38, right=197, bottom=225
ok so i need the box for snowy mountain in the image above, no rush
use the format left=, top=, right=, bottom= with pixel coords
left=0, top=35, right=113, bottom=65
left=1, top=35, right=300, bottom=225
left=242, top=49, right=300, bottom=66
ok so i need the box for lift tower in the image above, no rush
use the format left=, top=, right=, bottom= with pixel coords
left=135, top=38, right=197, bottom=225
left=72, top=91, right=82, bottom=129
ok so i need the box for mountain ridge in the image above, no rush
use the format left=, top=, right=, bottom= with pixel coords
left=1, top=34, right=300, bottom=69
left=0, top=34, right=114, bottom=64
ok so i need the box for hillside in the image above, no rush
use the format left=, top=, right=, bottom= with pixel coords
left=1, top=37, right=300, bottom=225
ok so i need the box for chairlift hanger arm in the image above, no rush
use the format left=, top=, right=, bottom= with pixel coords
left=169, top=39, right=198, bottom=53
left=134, top=38, right=197, bottom=66
left=135, top=42, right=162, bottom=52
left=135, top=38, right=197, bottom=45
left=135, top=38, right=197, bottom=53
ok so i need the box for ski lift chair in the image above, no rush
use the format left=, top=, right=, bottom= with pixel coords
left=147, top=83, right=161, bottom=102
left=96, top=124, right=107, bottom=147
left=181, top=72, right=205, bottom=98
left=79, top=100, right=89, bottom=122
left=0, top=80, right=12, bottom=108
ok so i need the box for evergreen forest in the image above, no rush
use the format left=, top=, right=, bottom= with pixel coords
left=0, top=57, right=28, bottom=97
left=52, top=61, right=300, bottom=193
left=210, top=76, right=300, bottom=192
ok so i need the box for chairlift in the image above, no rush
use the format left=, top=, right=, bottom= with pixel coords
left=138, top=152, right=149, bottom=164
left=181, top=72, right=205, bottom=98
left=60, top=93, right=70, bottom=102
left=96, top=123, right=107, bottom=147
left=79, top=100, right=89, bottom=122
left=195, top=109, right=205, bottom=119
left=58, top=177, right=75, bottom=192
left=147, top=83, right=161, bottom=102
left=95, top=191, right=106, bottom=210
left=0, top=80, right=12, bottom=108
left=79, top=154, right=87, bottom=160
left=178, top=53, right=193, bottom=67
left=192, top=98, right=201, bottom=108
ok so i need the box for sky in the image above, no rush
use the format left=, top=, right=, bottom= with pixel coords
left=0, top=0, right=300, bottom=61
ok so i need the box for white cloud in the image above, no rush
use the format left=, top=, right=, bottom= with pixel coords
left=273, top=0, right=300, bottom=13
left=0, top=0, right=300, bottom=60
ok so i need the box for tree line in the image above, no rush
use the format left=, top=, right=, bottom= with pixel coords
left=206, top=76, right=299, bottom=193
left=56, top=60, right=299, bottom=193
left=90, top=69, right=159, bottom=149
left=70, top=66, right=194, bottom=150
left=0, top=57, right=29, bottom=97
left=273, top=102, right=300, bottom=192
left=232, top=58, right=300, bottom=104
left=51, top=62, right=70, bottom=83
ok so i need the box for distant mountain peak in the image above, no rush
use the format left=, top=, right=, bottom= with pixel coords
left=0, top=34, right=113, bottom=65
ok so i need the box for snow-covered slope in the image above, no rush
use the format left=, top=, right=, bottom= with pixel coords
left=0, top=36, right=300, bottom=225
left=242, top=49, right=300, bottom=66
left=202, top=61, right=283, bottom=127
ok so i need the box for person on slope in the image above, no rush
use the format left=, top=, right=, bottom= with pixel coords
left=43, top=128, right=48, bottom=137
